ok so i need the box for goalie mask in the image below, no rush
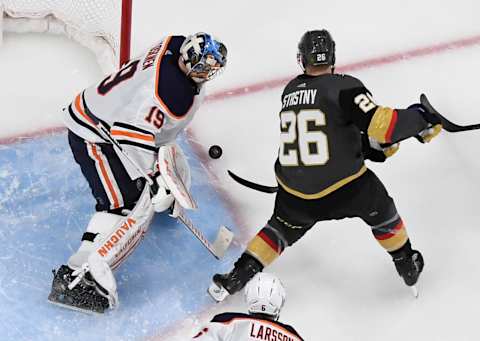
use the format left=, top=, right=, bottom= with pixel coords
left=180, top=32, right=227, bottom=83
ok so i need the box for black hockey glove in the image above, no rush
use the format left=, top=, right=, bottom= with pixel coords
left=408, top=103, right=442, bottom=143
left=361, top=132, right=399, bottom=162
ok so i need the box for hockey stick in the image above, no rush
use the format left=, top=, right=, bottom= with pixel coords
left=170, top=203, right=233, bottom=259
left=97, top=124, right=234, bottom=259
left=420, top=94, right=480, bottom=132
left=227, top=170, right=278, bottom=194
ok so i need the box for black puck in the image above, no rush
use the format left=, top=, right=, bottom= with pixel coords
left=208, top=145, right=223, bottom=159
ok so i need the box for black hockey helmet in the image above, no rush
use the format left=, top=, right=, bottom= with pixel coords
left=297, top=30, right=336, bottom=70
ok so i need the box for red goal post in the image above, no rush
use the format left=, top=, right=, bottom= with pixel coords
left=0, top=0, right=132, bottom=74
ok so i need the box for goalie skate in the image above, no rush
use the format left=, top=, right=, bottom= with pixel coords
left=48, top=265, right=110, bottom=314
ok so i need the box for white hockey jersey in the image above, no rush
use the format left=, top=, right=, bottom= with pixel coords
left=63, top=35, right=205, bottom=180
left=192, top=313, right=304, bottom=341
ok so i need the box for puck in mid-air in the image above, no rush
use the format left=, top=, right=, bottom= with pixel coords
left=209, top=145, right=223, bottom=159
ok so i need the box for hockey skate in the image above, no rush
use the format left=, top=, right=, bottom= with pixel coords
left=48, top=265, right=110, bottom=314
left=208, top=253, right=263, bottom=302
left=392, top=250, right=424, bottom=297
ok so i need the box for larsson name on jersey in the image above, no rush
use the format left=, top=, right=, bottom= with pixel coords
left=282, top=89, right=317, bottom=109
left=249, top=321, right=297, bottom=341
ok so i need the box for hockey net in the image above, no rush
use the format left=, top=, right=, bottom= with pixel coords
left=0, top=0, right=131, bottom=74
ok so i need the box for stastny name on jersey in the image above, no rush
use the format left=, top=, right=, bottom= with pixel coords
left=282, top=89, right=317, bottom=109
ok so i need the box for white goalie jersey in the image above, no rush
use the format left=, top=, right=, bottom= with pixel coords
left=192, top=313, right=304, bottom=341
left=63, top=35, right=205, bottom=180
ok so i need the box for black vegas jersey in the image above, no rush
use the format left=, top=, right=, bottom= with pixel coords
left=274, top=73, right=429, bottom=199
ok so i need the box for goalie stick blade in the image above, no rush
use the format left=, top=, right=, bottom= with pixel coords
left=227, top=170, right=278, bottom=194
left=208, top=282, right=230, bottom=302
left=420, top=94, right=480, bottom=132
left=171, top=205, right=234, bottom=260
left=211, top=226, right=234, bottom=260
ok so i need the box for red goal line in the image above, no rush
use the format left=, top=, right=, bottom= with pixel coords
left=206, top=33, right=480, bottom=102
left=1, top=33, right=480, bottom=145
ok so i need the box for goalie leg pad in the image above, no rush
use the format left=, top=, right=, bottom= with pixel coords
left=68, top=184, right=154, bottom=271
left=68, top=212, right=123, bottom=270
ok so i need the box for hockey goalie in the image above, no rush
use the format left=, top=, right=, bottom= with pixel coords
left=48, top=32, right=227, bottom=313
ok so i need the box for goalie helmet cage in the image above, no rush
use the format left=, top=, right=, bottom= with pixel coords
left=0, top=0, right=132, bottom=74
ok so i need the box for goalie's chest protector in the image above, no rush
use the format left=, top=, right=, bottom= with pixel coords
left=66, top=35, right=204, bottom=145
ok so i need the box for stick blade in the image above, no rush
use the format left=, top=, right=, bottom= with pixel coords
left=421, top=93, right=480, bottom=132
left=410, top=285, right=419, bottom=298
left=211, top=226, right=234, bottom=259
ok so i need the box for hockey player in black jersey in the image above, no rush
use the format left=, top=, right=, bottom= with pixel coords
left=209, top=29, right=441, bottom=302
left=194, top=273, right=303, bottom=340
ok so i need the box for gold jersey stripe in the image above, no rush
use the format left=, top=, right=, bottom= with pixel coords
left=276, top=165, right=367, bottom=200
left=376, top=226, right=409, bottom=252
left=367, top=106, right=395, bottom=143
left=247, top=235, right=280, bottom=266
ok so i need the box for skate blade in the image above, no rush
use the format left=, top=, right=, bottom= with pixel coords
left=207, top=282, right=229, bottom=302
left=410, top=285, right=419, bottom=298
left=48, top=296, right=103, bottom=315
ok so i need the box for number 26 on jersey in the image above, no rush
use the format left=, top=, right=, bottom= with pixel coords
left=279, top=110, right=330, bottom=166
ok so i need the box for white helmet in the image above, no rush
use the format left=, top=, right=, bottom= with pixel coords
left=244, top=272, right=286, bottom=320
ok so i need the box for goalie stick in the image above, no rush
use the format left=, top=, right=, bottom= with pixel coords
left=420, top=94, right=480, bottom=132
left=97, top=124, right=234, bottom=259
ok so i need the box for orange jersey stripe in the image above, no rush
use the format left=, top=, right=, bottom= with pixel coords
left=218, top=317, right=299, bottom=339
left=91, top=145, right=120, bottom=209
left=110, top=129, right=154, bottom=142
left=74, top=94, right=96, bottom=126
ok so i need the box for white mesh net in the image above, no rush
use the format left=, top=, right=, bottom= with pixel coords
left=1, top=0, right=124, bottom=73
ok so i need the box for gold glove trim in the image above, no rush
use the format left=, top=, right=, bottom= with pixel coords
left=368, top=106, right=396, bottom=143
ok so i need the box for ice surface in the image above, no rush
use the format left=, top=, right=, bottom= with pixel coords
left=1, top=1, right=480, bottom=340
